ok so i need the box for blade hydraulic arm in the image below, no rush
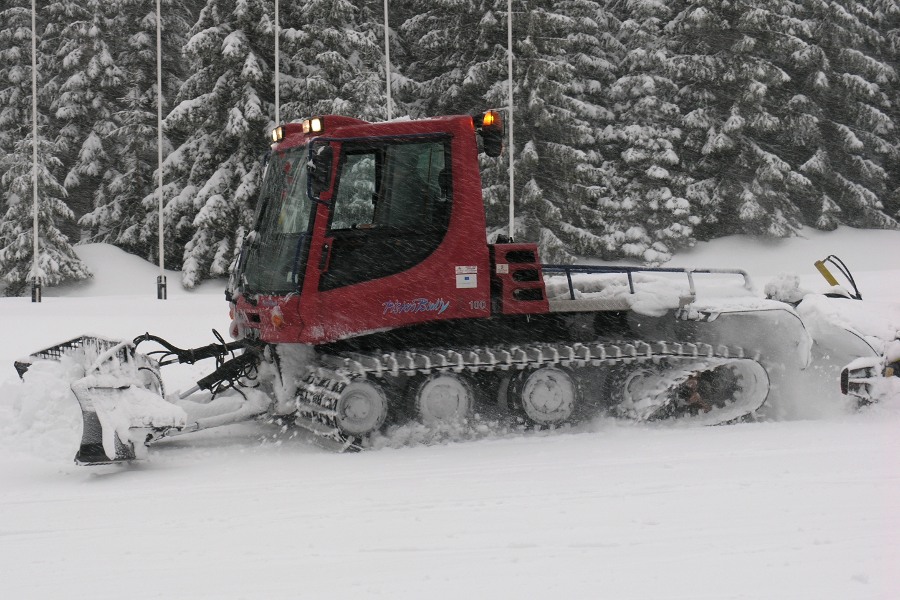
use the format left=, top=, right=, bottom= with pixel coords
left=133, top=332, right=248, bottom=366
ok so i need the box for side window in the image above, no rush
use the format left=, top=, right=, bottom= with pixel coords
left=376, top=143, right=449, bottom=230
left=321, top=137, right=452, bottom=291
left=330, top=152, right=376, bottom=229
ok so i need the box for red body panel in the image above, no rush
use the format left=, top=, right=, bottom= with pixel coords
left=233, top=115, right=546, bottom=345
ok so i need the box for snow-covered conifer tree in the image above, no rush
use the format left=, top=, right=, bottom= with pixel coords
left=665, top=0, right=813, bottom=239
left=401, top=0, right=507, bottom=117
left=165, top=0, right=275, bottom=287
left=39, top=0, right=125, bottom=234
left=0, top=1, right=90, bottom=295
left=598, top=0, right=695, bottom=263
left=796, top=0, right=899, bottom=229
left=0, top=1, right=33, bottom=161
left=401, top=0, right=514, bottom=229
left=405, top=0, right=619, bottom=262
left=0, top=137, right=90, bottom=295
left=76, top=0, right=192, bottom=263
left=491, top=1, right=620, bottom=261
left=280, top=0, right=389, bottom=122
left=873, top=0, right=900, bottom=219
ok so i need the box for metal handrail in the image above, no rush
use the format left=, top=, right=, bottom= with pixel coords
left=540, top=264, right=754, bottom=300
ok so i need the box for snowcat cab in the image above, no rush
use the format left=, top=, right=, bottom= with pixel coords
left=228, top=113, right=494, bottom=347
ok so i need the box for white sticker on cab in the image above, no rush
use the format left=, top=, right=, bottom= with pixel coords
left=456, top=273, right=478, bottom=288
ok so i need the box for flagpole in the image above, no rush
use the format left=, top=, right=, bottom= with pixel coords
left=507, top=0, right=515, bottom=241
left=274, top=0, right=280, bottom=125
left=156, top=0, right=166, bottom=299
left=31, top=0, right=40, bottom=302
left=383, top=0, right=392, bottom=120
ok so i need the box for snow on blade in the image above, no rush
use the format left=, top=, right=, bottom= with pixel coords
left=72, top=376, right=188, bottom=461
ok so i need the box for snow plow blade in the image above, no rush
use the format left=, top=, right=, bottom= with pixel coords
left=15, top=333, right=277, bottom=465
left=71, top=378, right=187, bottom=465
left=15, top=335, right=187, bottom=465
left=73, top=383, right=136, bottom=465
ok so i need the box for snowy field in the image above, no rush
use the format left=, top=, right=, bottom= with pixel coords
left=1, top=228, right=899, bottom=599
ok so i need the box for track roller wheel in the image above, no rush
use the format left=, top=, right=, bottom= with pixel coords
left=619, top=367, right=663, bottom=406
left=413, top=372, right=475, bottom=424
left=336, top=379, right=389, bottom=436
left=606, top=364, right=682, bottom=419
left=511, top=367, right=580, bottom=426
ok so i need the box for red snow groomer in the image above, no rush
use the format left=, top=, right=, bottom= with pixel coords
left=15, top=111, right=879, bottom=465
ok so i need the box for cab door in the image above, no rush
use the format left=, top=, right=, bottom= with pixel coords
left=320, top=136, right=453, bottom=291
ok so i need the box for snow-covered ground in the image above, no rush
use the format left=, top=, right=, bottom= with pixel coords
left=1, top=228, right=899, bottom=599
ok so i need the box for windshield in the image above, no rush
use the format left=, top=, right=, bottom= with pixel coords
left=239, top=146, right=314, bottom=294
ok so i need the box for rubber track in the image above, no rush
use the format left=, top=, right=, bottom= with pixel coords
left=293, top=340, right=765, bottom=452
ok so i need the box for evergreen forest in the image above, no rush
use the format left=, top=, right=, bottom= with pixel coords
left=1, top=0, right=898, bottom=293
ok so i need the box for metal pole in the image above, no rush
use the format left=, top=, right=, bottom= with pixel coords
left=156, top=0, right=166, bottom=299
left=31, top=0, right=40, bottom=302
left=274, top=0, right=280, bottom=125
left=507, top=0, right=515, bottom=241
left=383, top=0, right=392, bottom=120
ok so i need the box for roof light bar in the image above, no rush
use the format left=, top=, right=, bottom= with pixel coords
left=302, top=117, right=323, bottom=134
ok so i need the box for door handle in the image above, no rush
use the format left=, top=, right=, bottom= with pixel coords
left=319, top=241, right=332, bottom=272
